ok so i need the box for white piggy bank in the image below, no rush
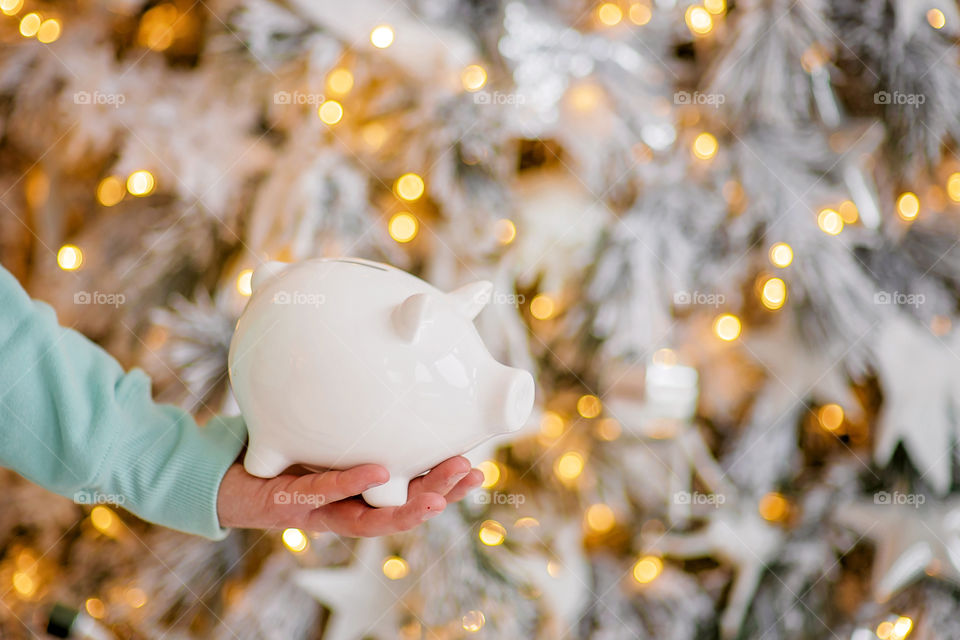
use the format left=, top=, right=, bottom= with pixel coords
left=227, top=258, right=536, bottom=507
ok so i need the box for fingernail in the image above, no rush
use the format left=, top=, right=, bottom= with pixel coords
left=365, top=481, right=385, bottom=490
left=449, top=472, right=468, bottom=486
left=421, top=508, right=442, bottom=521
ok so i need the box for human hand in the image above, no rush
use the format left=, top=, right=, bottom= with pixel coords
left=216, top=456, right=483, bottom=536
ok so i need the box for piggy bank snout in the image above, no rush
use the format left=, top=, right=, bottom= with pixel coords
left=487, top=365, right=535, bottom=432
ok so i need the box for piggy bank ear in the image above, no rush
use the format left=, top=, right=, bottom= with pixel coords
left=251, top=261, right=289, bottom=292
left=447, top=280, right=493, bottom=320
left=392, top=293, right=436, bottom=343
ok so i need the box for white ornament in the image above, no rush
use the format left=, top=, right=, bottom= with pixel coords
left=834, top=495, right=960, bottom=601
left=295, top=538, right=406, bottom=640
left=228, top=258, right=536, bottom=507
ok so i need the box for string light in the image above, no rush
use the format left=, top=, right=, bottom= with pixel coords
left=461, top=64, right=487, bottom=92
left=890, top=616, right=913, bottom=640
left=514, top=516, right=540, bottom=528
left=126, top=587, right=147, bottom=608
left=595, top=417, right=621, bottom=441
left=554, top=451, right=585, bottom=481
left=927, top=8, right=946, bottom=29
left=317, top=100, right=343, bottom=125
left=236, top=269, right=253, bottom=296
left=652, top=347, right=678, bottom=365
left=684, top=6, right=713, bottom=35
left=388, top=212, right=419, bottom=243
left=567, top=82, right=604, bottom=112
left=546, top=560, right=562, bottom=577
left=1, top=0, right=24, bottom=16
left=461, top=610, right=486, bottom=633
left=530, top=294, right=556, bottom=320
left=597, top=3, right=623, bottom=26
left=760, top=276, right=787, bottom=310
left=818, top=403, right=844, bottom=432
left=838, top=199, right=859, bottom=224
left=57, top=244, right=83, bottom=271
left=370, top=24, right=394, bottom=48
left=394, top=173, right=425, bottom=200
left=19, top=12, right=41, bottom=37
left=577, top=394, right=603, bottom=418
left=90, top=505, right=121, bottom=537
left=126, top=170, right=155, bottom=196
left=632, top=556, right=663, bottom=583
left=97, top=176, right=124, bottom=206
left=478, top=520, right=506, bottom=546
left=817, top=208, right=843, bottom=235
left=758, top=492, right=789, bottom=522
left=704, top=0, right=726, bottom=14
left=281, top=528, right=308, bottom=553
left=628, top=3, right=652, bottom=25
left=896, top=192, right=920, bottom=220
left=540, top=410, right=565, bottom=438
left=692, top=132, right=718, bottom=160
left=12, top=572, right=36, bottom=597
left=85, top=598, right=106, bottom=619
left=382, top=556, right=410, bottom=579
left=494, top=218, right=517, bottom=244
left=36, top=18, right=60, bottom=43
left=477, top=460, right=501, bottom=489
left=585, top=503, right=616, bottom=533
left=947, top=173, right=960, bottom=202
left=138, top=4, right=177, bottom=51
left=361, top=122, right=387, bottom=150
left=769, top=242, right=793, bottom=268
left=326, top=68, right=353, bottom=95
left=713, top=313, right=741, bottom=341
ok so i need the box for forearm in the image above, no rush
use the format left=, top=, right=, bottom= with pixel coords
left=0, top=266, right=246, bottom=539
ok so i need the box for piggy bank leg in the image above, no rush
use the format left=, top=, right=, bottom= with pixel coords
left=243, top=447, right=289, bottom=478
left=362, top=477, right=410, bottom=508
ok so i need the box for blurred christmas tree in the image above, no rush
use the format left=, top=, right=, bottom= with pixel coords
left=3, top=0, right=960, bottom=638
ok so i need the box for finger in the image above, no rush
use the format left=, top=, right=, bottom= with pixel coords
left=311, top=493, right=446, bottom=537
left=270, top=464, right=389, bottom=510
left=407, top=456, right=472, bottom=498
left=443, top=469, right=484, bottom=503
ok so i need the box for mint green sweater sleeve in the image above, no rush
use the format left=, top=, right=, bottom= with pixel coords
left=0, top=266, right=247, bottom=539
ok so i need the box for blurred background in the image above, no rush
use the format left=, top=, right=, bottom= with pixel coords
left=2, top=0, right=960, bottom=638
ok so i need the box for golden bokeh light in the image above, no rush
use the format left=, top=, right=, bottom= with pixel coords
left=758, top=492, right=789, bottom=522
left=382, top=556, right=410, bottom=579
left=236, top=269, right=253, bottom=296
left=692, top=132, right=718, bottom=160
left=477, top=460, right=502, bottom=489
left=927, top=8, right=946, bottom=29
left=478, top=520, right=506, bottom=546
left=554, top=451, right=585, bottom=481
left=97, top=176, right=125, bottom=206
left=388, top=212, right=419, bottom=243
left=632, top=555, right=663, bottom=583
left=462, top=610, right=486, bottom=633
left=281, top=528, right=308, bottom=553
left=395, top=173, right=425, bottom=201
left=540, top=410, right=565, bottom=438
left=126, top=170, right=156, bottom=196
left=760, top=277, right=787, bottom=310
left=36, top=18, right=61, bottom=43
left=769, top=242, right=793, bottom=267
left=12, top=572, right=36, bottom=597
left=704, top=0, right=726, bottom=14
left=595, top=417, right=622, bottom=441
left=838, top=199, right=859, bottom=224
left=896, top=192, right=920, bottom=220
left=57, top=244, right=83, bottom=271
left=370, top=24, right=395, bottom=48
left=1, top=0, right=24, bottom=16
left=628, top=3, right=652, bottom=25
left=597, top=3, right=623, bottom=25
left=19, top=12, right=41, bottom=37
left=461, top=64, right=488, bottom=92
left=577, top=394, right=603, bottom=418
left=530, top=294, right=556, bottom=320
left=318, top=100, right=343, bottom=125
left=685, top=6, right=713, bottom=35
left=713, top=313, right=741, bottom=341
left=818, top=403, right=844, bottom=432
left=85, top=598, right=106, bottom=619
left=326, top=68, right=354, bottom=95
left=817, top=208, right=843, bottom=235
left=947, top=173, right=960, bottom=202
left=585, top=503, right=616, bottom=533
left=494, top=218, right=517, bottom=244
